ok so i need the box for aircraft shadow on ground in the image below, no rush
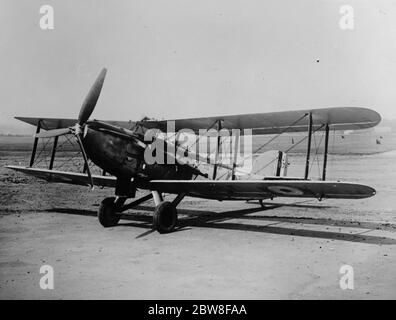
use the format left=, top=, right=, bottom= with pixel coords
left=46, top=202, right=396, bottom=245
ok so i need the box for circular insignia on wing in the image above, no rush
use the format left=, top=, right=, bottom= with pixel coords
left=267, top=185, right=304, bottom=196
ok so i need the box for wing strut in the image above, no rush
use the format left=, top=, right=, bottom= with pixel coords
left=49, top=136, right=59, bottom=170
left=322, top=123, right=330, bottom=181
left=304, top=112, right=313, bottom=179
left=30, top=120, right=41, bottom=167
left=212, top=120, right=222, bottom=180
left=231, top=129, right=240, bottom=180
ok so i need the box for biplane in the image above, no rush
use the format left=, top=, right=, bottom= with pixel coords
left=6, top=68, right=381, bottom=233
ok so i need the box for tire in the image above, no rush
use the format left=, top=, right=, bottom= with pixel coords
left=98, top=197, right=121, bottom=227
left=153, top=201, right=178, bottom=234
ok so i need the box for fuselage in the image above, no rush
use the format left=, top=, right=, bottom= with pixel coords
left=82, top=127, right=194, bottom=184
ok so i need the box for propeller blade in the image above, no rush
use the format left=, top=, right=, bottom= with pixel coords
left=35, top=128, right=71, bottom=138
left=78, top=68, right=107, bottom=125
left=75, top=133, right=94, bottom=188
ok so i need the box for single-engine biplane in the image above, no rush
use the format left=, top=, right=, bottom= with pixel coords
left=6, top=68, right=381, bottom=233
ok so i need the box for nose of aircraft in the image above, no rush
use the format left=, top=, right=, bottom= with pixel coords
left=82, top=127, right=142, bottom=178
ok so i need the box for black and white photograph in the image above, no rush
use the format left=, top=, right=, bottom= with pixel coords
left=1, top=0, right=396, bottom=304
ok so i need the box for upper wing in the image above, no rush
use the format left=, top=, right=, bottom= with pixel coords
left=139, top=107, right=381, bottom=134
left=15, top=107, right=380, bottom=135
left=149, top=179, right=376, bottom=200
left=15, top=117, right=135, bottom=131
left=6, top=166, right=116, bottom=188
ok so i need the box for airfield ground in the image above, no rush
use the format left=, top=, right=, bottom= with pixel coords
left=1, top=146, right=396, bottom=299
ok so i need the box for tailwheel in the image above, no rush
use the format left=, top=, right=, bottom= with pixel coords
left=98, top=197, right=121, bottom=227
left=153, top=201, right=178, bottom=234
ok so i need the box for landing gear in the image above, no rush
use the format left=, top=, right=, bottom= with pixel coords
left=152, top=201, right=178, bottom=234
left=98, top=197, right=121, bottom=227
left=259, top=199, right=266, bottom=209
left=151, top=191, right=185, bottom=234
left=97, top=191, right=185, bottom=234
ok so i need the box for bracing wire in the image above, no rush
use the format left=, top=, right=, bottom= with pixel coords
left=32, top=138, right=52, bottom=167
left=254, top=114, right=308, bottom=155
left=247, top=124, right=325, bottom=178
left=308, top=130, right=325, bottom=178
left=216, top=114, right=309, bottom=180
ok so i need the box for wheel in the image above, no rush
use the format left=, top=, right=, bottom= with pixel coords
left=259, top=199, right=266, bottom=209
left=153, top=201, right=178, bottom=234
left=98, top=197, right=121, bottom=227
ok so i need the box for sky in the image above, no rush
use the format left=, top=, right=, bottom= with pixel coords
left=1, top=0, right=396, bottom=134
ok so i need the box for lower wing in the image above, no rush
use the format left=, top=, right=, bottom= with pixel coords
left=149, top=180, right=376, bottom=200
left=6, top=166, right=376, bottom=201
left=6, top=166, right=116, bottom=188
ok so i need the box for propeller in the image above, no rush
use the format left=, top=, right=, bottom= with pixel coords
left=35, top=68, right=108, bottom=188
left=77, top=68, right=107, bottom=126
left=35, top=127, right=70, bottom=139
